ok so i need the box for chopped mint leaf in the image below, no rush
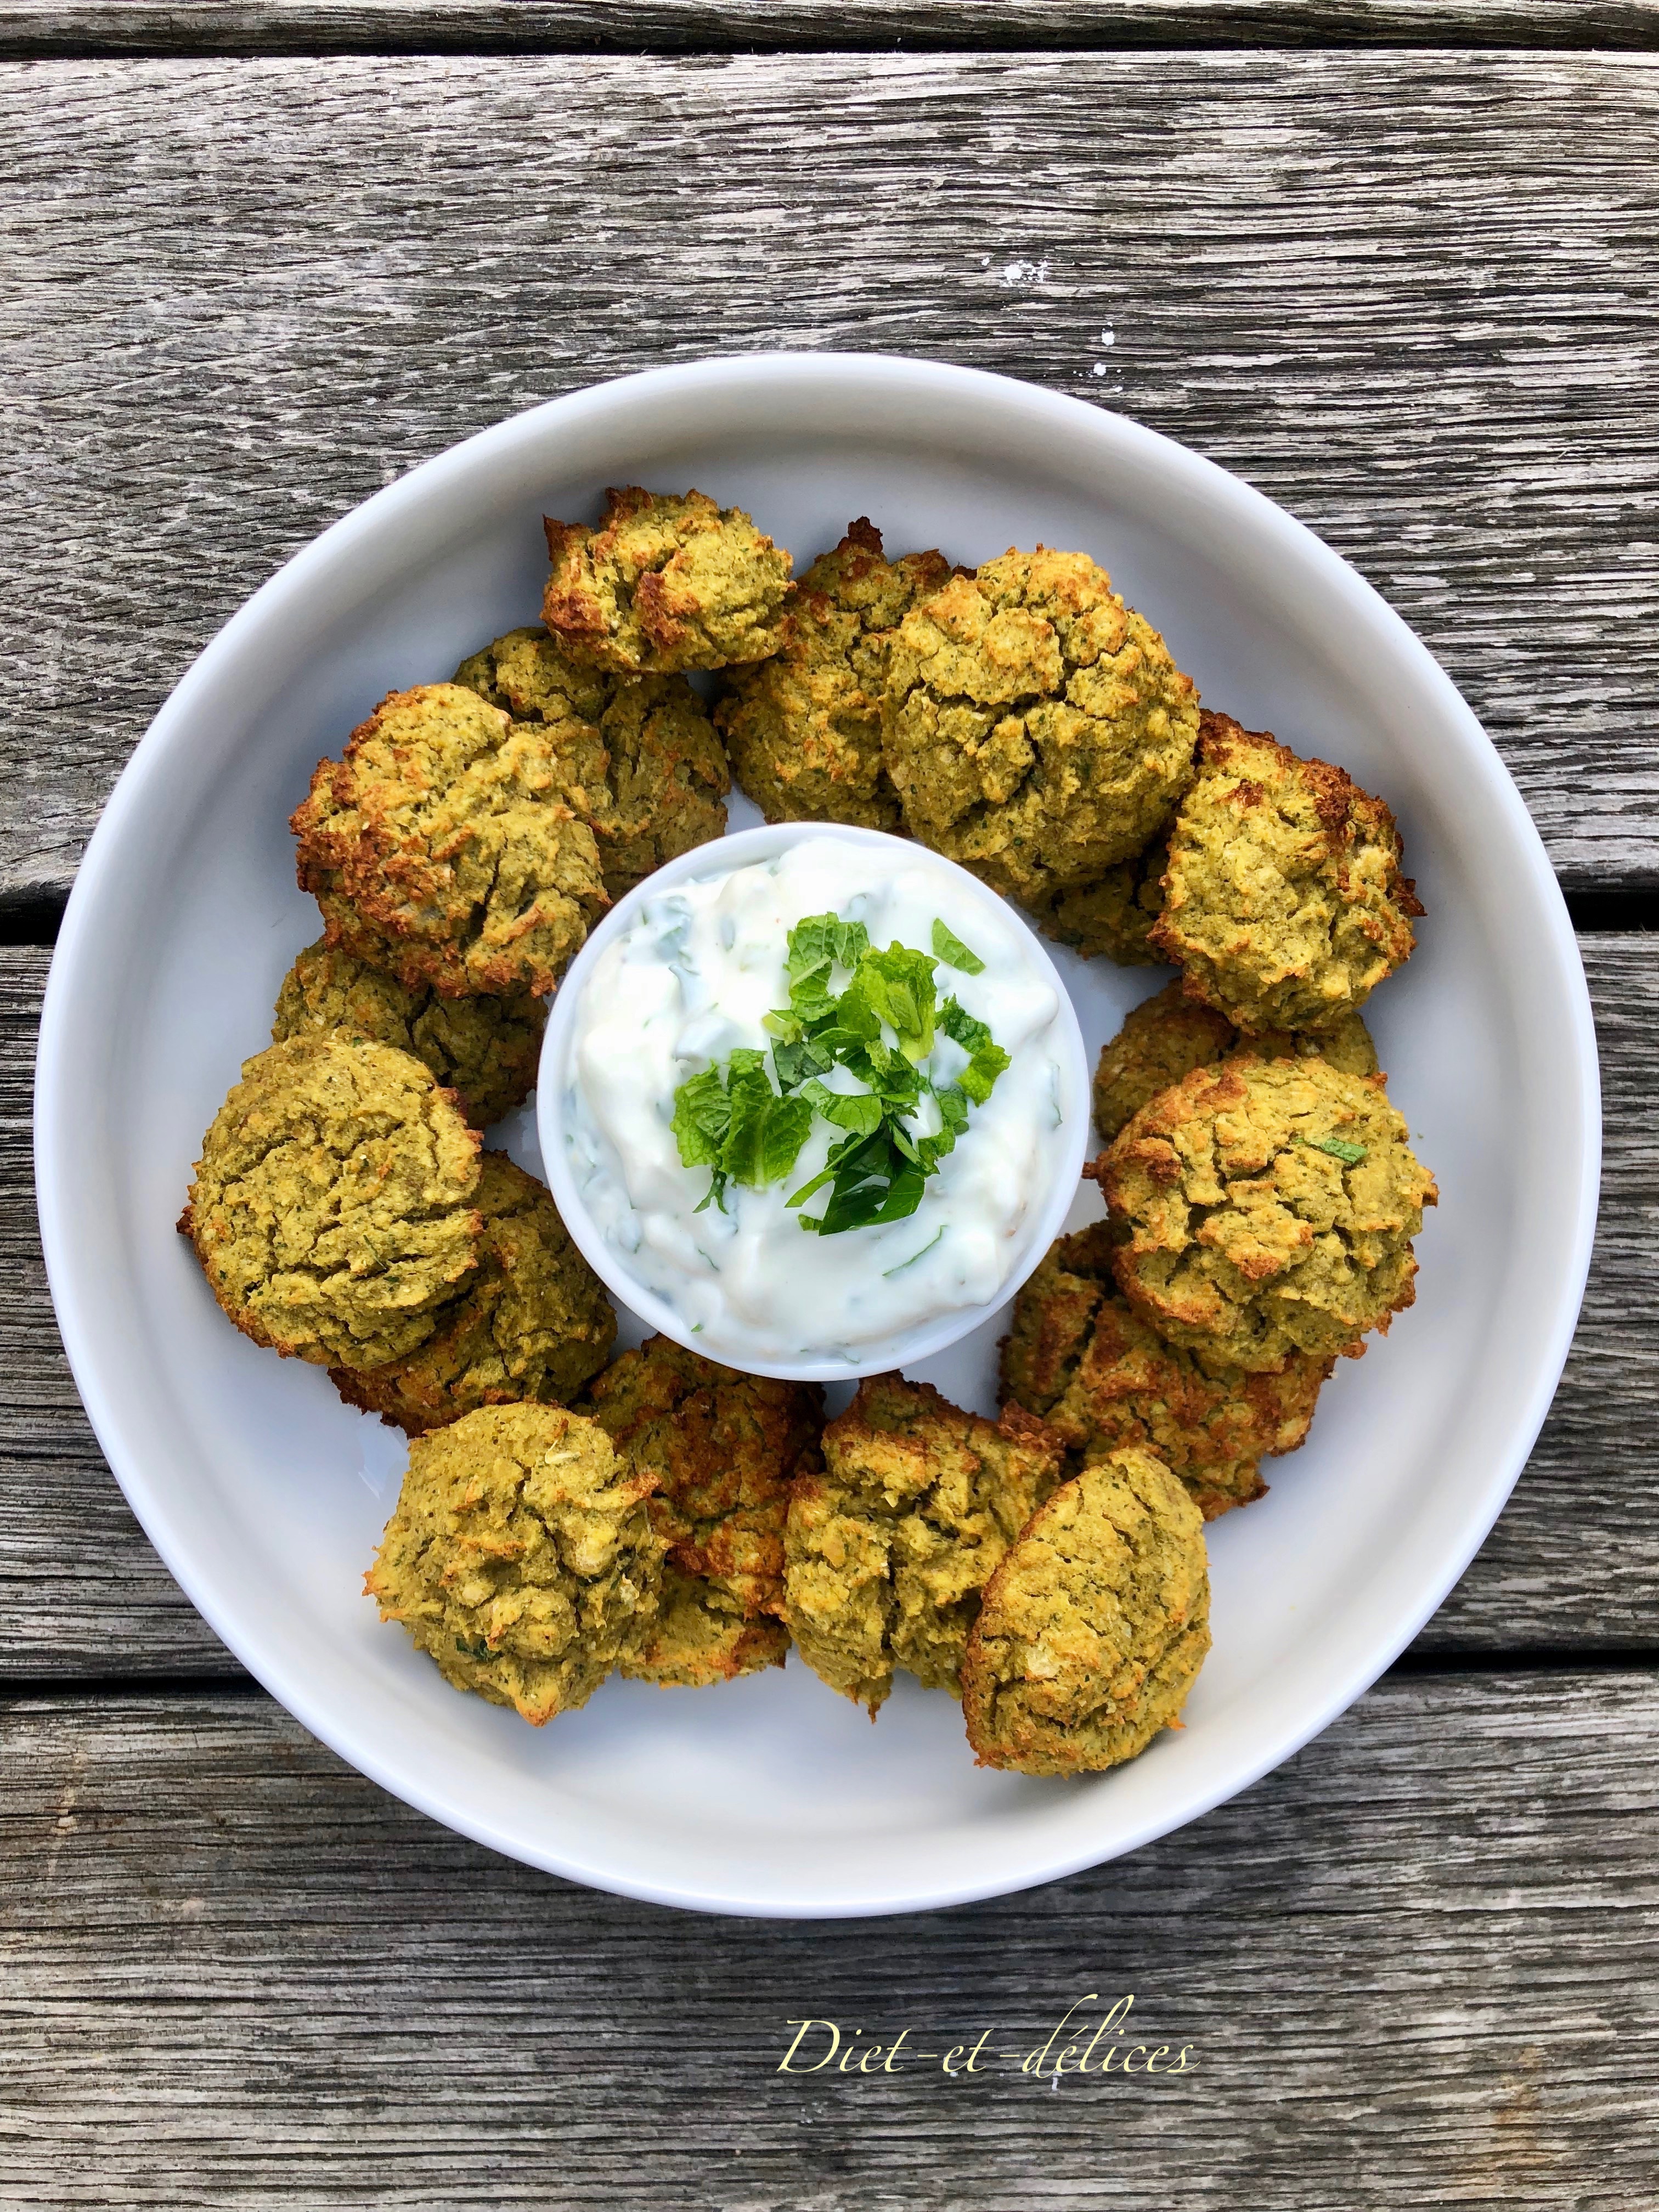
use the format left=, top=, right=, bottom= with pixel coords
left=931, top=919, right=985, bottom=974
left=883, top=1224, right=945, bottom=1277
left=939, top=996, right=992, bottom=1054
left=957, top=1042, right=1012, bottom=1106
left=854, top=945, right=937, bottom=1062
left=799, top=1080, right=885, bottom=1137
left=1308, top=1133, right=1368, bottom=1166
left=671, top=1068, right=731, bottom=1169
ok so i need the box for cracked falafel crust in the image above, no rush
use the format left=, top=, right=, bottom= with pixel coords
left=581, top=1336, right=823, bottom=1688
left=1151, top=710, right=1423, bottom=1033
left=452, top=625, right=730, bottom=898
left=1097, top=1054, right=1437, bottom=1373
left=182, top=1034, right=481, bottom=1371
left=1000, top=1221, right=1330, bottom=1519
left=292, top=682, right=609, bottom=1000
left=330, top=1152, right=616, bottom=1436
left=272, top=937, right=546, bottom=1130
left=961, top=1447, right=1210, bottom=1776
left=716, top=518, right=953, bottom=831
left=541, top=487, right=793, bottom=675
left=782, top=1374, right=1064, bottom=1716
left=364, top=1403, right=663, bottom=1725
left=880, top=546, right=1199, bottom=906
left=1092, top=978, right=1378, bottom=1146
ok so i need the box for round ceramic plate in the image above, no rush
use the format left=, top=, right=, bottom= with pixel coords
left=35, top=356, right=1600, bottom=1919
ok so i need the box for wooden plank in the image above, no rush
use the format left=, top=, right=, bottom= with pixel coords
left=4, top=0, right=1658, bottom=59
left=1, top=52, right=1656, bottom=904
left=1, top=1673, right=1654, bottom=2204
left=2, top=933, right=1654, bottom=1677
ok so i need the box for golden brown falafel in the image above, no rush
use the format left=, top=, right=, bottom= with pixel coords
left=272, top=937, right=546, bottom=1130
left=292, top=682, right=609, bottom=1000
left=782, top=1374, right=1064, bottom=1716
left=1097, top=1054, right=1437, bottom=1372
left=182, top=1034, right=481, bottom=1371
left=1151, top=710, right=1423, bottom=1033
left=881, top=547, right=1199, bottom=905
left=543, top=487, right=793, bottom=675
left=716, top=519, right=954, bottom=831
left=1000, top=1221, right=1330, bottom=1519
left=1092, top=979, right=1378, bottom=1146
left=364, top=1403, right=663, bottom=1724
left=581, top=1336, right=822, bottom=1687
left=1025, top=828, right=1172, bottom=965
left=330, top=1153, right=616, bottom=1436
left=961, top=1447, right=1210, bottom=1776
left=452, top=627, right=730, bottom=898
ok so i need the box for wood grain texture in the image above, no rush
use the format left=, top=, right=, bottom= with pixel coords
left=2, top=933, right=1655, bottom=1675
left=5, top=0, right=1658, bottom=57
left=1, top=1673, right=1655, bottom=2205
left=2, top=52, right=1656, bottom=902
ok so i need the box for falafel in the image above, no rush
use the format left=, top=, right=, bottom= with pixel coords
left=330, top=1152, right=616, bottom=1435
left=716, top=519, right=953, bottom=831
left=582, top=1336, right=822, bottom=1688
left=1000, top=1221, right=1330, bottom=1519
left=452, top=625, right=731, bottom=897
left=961, top=1447, right=1211, bottom=1776
left=1151, top=710, right=1423, bottom=1032
left=364, top=1403, right=663, bottom=1724
left=782, top=1374, right=1064, bottom=1716
left=182, top=1034, right=481, bottom=1370
left=1025, top=828, right=1171, bottom=966
left=292, top=682, right=609, bottom=1000
left=543, top=487, right=793, bottom=675
left=1098, top=1054, right=1437, bottom=1372
left=272, top=936, right=545, bottom=1130
left=1092, top=979, right=1378, bottom=1146
left=881, top=547, right=1199, bottom=905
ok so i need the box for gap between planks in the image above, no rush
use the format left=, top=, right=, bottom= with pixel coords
left=3, top=0, right=1659, bottom=63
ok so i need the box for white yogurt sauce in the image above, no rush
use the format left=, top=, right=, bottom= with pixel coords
left=561, top=837, right=1072, bottom=1364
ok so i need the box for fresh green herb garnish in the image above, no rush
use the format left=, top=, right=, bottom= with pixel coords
left=667, top=911, right=1012, bottom=1235
left=931, top=918, right=986, bottom=974
left=1307, top=1133, right=1368, bottom=1166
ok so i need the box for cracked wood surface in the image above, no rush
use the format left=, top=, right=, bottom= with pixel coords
left=1, top=1672, right=1655, bottom=2205
left=2, top=934, right=1654, bottom=1677
left=2, top=50, right=1657, bottom=902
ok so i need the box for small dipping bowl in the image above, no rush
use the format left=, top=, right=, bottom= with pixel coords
left=539, top=822, right=1091, bottom=1382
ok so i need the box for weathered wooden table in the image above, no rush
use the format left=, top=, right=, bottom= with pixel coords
left=4, top=5, right=1657, bottom=2203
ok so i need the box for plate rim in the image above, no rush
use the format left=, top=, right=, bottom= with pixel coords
left=33, top=352, right=1602, bottom=1918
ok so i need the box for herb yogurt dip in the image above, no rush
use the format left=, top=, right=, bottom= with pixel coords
left=558, top=836, right=1081, bottom=1368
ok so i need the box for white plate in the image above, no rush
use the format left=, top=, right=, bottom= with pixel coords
left=35, top=356, right=1600, bottom=1919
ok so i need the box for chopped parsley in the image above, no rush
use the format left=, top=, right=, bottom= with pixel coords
left=1307, top=1133, right=1368, bottom=1166
left=668, top=911, right=1012, bottom=1235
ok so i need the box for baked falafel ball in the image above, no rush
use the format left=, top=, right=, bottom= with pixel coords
left=961, top=1447, right=1210, bottom=1776
left=782, top=1374, right=1064, bottom=1716
left=182, top=1035, right=481, bottom=1370
left=364, top=1403, right=663, bottom=1724
left=716, top=519, right=954, bottom=831
left=542, top=487, right=793, bottom=675
left=272, top=937, right=546, bottom=1130
left=1025, top=827, right=1171, bottom=966
left=330, top=1153, right=616, bottom=1435
left=1098, top=1054, right=1437, bottom=1372
left=292, top=682, right=608, bottom=1000
left=1092, top=978, right=1378, bottom=1146
left=452, top=626, right=730, bottom=898
left=1151, top=710, right=1423, bottom=1033
left=881, top=547, right=1199, bottom=906
left=1000, top=1221, right=1330, bottom=1519
left=580, top=1337, right=823, bottom=1688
